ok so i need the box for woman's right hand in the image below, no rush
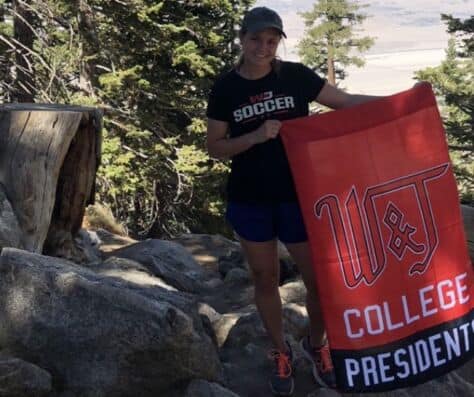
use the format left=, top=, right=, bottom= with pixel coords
left=253, top=120, right=282, bottom=144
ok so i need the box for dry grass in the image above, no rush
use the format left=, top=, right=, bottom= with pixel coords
left=82, top=204, right=127, bottom=236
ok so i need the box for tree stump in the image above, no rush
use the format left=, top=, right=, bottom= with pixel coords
left=0, top=103, right=101, bottom=260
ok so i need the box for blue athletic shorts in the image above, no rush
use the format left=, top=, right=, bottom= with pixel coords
left=225, top=201, right=308, bottom=243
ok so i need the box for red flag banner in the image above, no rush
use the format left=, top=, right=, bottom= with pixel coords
left=280, top=84, right=474, bottom=392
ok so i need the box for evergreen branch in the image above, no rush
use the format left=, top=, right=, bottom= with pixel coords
left=448, top=145, right=474, bottom=151
left=122, top=144, right=149, bottom=159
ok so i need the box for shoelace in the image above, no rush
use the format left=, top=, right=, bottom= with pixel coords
left=316, top=343, right=334, bottom=373
left=268, top=350, right=292, bottom=378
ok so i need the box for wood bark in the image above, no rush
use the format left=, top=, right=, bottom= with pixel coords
left=0, top=103, right=101, bottom=260
left=76, top=0, right=100, bottom=96
left=327, top=52, right=336, bottom=85
left=13, top=0, right=36, bottom=102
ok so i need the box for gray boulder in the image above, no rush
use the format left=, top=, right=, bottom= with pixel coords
left=224, top=268, right=250, bottom=284
left=282, top=303, right=309, bottom=342
left=211, top=313, right=242, bottom=348
left=184, top=379, right=241, bottom=397
left=106, top=238, right=216, bottom=293
left=280, top=279, right=306, bottom=305
left=0, top=354, right=52, bottom=397
left=218, top=250, right=247, bottom=278
left=86, top=256, right=178, bottom=291
left=0, top=248, right=222, bottom=396
left=74, top=229, right=102, bottom=263
left=223, top=311, right=267, bottom=349
left=0, top=183, right=22, bottom=250
left=173, top=233, right=241, bottom=273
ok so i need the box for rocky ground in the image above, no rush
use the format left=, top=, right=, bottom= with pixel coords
left=0, top=229, right=472, bottom=396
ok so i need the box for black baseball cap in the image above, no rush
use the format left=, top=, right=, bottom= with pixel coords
left=241, top=7, right=287, bottom=38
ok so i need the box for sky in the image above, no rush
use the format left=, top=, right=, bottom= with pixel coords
left=254, top=0, right=473, bottom=94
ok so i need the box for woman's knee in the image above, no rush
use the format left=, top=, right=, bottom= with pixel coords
left=239, top=238, right=279, bottom=293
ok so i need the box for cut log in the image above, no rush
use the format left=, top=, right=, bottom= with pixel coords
left=462, top=204, right=474, bottom=261
left=0, top=103, right=101, bottom=260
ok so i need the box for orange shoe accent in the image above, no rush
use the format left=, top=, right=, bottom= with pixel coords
left=316, top=343, right=334, bottom=373
left=268, top=349, right=292, bottom=378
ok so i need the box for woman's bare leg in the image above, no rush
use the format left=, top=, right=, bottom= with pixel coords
left=285, top=241, right=326, bottom=347
left=239, top=237, right=287, bottom=352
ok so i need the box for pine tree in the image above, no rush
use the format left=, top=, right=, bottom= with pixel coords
left=0, top=0, right=255, bottom=237
left=298, top=0, right=374, bottom=85
left=0, top=0, right=37, bottom=102
left=0, top=0, right=13, bottom=102
left=416, top=15, right=473, bottom=203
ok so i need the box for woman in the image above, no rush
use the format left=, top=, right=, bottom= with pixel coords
left=206, top=6, right=381, bottom=396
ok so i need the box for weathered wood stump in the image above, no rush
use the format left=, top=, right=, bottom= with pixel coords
left=0, top=103, right=101, bottom=260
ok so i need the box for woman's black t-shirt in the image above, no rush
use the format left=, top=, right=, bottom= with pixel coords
left=206, top=61, right=325, bottom=204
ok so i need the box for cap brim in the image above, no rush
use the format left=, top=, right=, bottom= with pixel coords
left=247, top=22, right=287, bottom=38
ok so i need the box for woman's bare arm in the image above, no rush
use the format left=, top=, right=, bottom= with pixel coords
left=316, top=83, right=381, bottom=110
left=206, top=118, right=281, bottom=160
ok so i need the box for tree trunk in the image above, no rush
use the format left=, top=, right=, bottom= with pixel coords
left=327, top=45, right=336, bottom=85
left=0, top=103, right=102, bottom=261
left=76, top=0, right=100, bottom=96
left=13, top=0, right=35, bottom=102
left=0, top=2, right=12, bottom=102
